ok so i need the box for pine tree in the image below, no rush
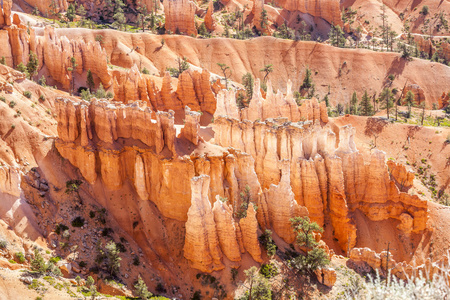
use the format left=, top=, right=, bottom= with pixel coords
left=329, top=25, right=345, bottom=47
left=113, top=0, right=127, bottom=31
left=242, top=72, right=254, bottom=100
left=105, top=241, right=121, bottom=276
left=86, top=69, right=95, bottom=92
left=217, top=63, right=232, bottom=89
left=323, top=94, right=330, bottom=107
left=26, top=51, right=39, bottom=80
left=134, top=275, right=153, bottom=299
left=49, top=0, right=60, bottom=24
left=359, top=90, right=374, bottom=116
left=67, top=57, right=78, bottom=95
left=259, top=64, right=273, bottom=83
left=405, top=90, right=415, bottom=118
left=301, top=68, right=312, bottom=90
left=66, top=4, right=76, bottom=22
left=260, top=9, right=269, bottom=30
left=350, top=91, right=358, bottom=115
left=86, top=276, right=95, bottom=288
left=77, top=4, right=87, bottom=27
left=137, top=2, right=148, bottom=32
left=380, top=87, right=394, bottom=119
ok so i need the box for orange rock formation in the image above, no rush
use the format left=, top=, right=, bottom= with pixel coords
left=163, top=0, right=197, bottom=36
left=54, top=87, right=429, bottom=269
left=272, top=0, right=343, bottom=26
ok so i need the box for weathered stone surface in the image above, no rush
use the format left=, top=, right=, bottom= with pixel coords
left=272, top=0, right=343, bottom=26
left=181, top=106, right=201, bottom=145
left=387, top=160, right=414, bottom=192
left=262, top=160, right=308, bottom=244
left=239, top=203, right=263, bottom=262
left=204, top=0, right=215, bottom=31
left=37, top=27, right=111, bottom=90
left=163, top=0, right=197, bottom=36
left=184, top=175, right=224, bottom=272
left=212, top=197, right=241, bottom=263
left=0, top=0, right=12, bottom=26
left=240, top=79, right=328, bottom=124
left=315, top=267, right=337, bottom=287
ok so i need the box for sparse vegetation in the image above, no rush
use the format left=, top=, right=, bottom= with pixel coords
left=23, top=91, right=32, bottom=99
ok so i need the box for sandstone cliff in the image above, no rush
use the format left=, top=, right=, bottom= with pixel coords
left=113, top=68, right=216, bottom=115
left=55, top=92, right=428, bottom=265
left=272, top=0, right=342, bottom=26
left=163, top=0, right=197, bottom=36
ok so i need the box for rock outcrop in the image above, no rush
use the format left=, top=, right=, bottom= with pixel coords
left=37, top=27, right=112, bottom=90
left=184, top=175, right=224, bottom=272
left=315, top=267, right=337, bottom=287
left=113, top=68, right=216, bottom=115
left=271, top=0, right=342, bottom=26
left=229, top=79, right=329, bottom=124
left=0, top=0, right=12, bottom=27
left=163, top=0, right=197, bottom=36
left=239, top=203, right=263, bottom=262
left=212, top=197, right=242, bottom=264
left=204, top=0, right=215, bottom=31
left=55, top=85, right=429, bottom=273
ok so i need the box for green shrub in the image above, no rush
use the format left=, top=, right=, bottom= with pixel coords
left=71, top=216, right=85, bottom=227
left=0, top=96, right=5, bottom=102
left=23, top=91, right=32, bottom=98
left=54, top=224, right=69, bottom=235
left=39, top=95, right=45, bottom=101
left=9, top=100, right=16, bottom=108
left=38, top=76, right=46, bottom=86
left=49, top=256, right=61, bottom=264
left=141, top=68, right=150, bottom=74
left=0, top=239, right=8, bottom=249
left=258, top=229, right=277, bottom=256
left=420, top=5, right=429, bottom=15
left=134, top=275, right=153, bottom=299
left=31, top=249, right=47, bottom=274
left=259, top=263, right=278, bottom=278
left=15, top=252, right=26, bottom=263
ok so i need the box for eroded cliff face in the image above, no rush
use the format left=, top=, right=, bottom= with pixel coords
left=54, top=84, right=428, bottom=272
left=108, top=67, right=217, bottom=116
left=272, top=0, right=342, bottom=26
left=36, top=27, right=112, bottom=90
left=163, top=0, right=197, bottom=36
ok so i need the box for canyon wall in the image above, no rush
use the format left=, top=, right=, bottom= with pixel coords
left=55, top=85, right=428, bottom=271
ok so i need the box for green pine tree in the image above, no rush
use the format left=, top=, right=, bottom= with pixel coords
left=359, top=90, right=374, bottom=116
left=350, top=91, right=358, bottom=115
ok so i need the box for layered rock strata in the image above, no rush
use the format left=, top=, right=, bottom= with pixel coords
left=184, top=175, right=224, bottom=272
left=163, top=0, right=197, bottom=36
left=36, top=27, right=112, bottom=90
left=113, top=68, right=216, bottom=115
left=55, top=91, right=428, bottom=272
left=204, top=0, right=216, bottom=31
left=271, top=0, right=343, bottom=26
left=215, top=79, right=328, bottom=124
